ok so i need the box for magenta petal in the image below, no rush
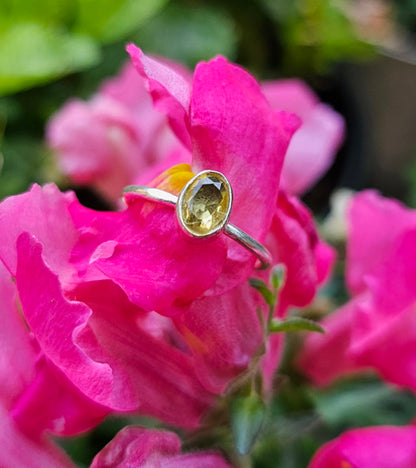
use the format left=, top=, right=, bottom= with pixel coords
left=72, top=280, right=214, bottom=427
left=174, top=282, right=263, bottom=393
left=190, top=57, right=300, bottom=243
left=360, top=228, right=416, bottom=317
left=261, top=333, right=284, bottom=392
left=11, top=358, right=108, bottom=436
left=348, top=228, right=416, bottom=391
left=127, top=44, right=192, bottom=149
left=0, top=184, right=78, bottom=283
left=269, top=193, right=334, bottom=313
left=76, top=196, right=228, bottom=315
left=0, top=261, right=37, bottom=411
left=297, top=300, right=363, bottom=386
left=16, top=231, right=212, bottom=427
left=91, top=427, right=180, bottom=467
left=347, top=190, right=416, bottom=295
left=351, top=302, right=416, bottom=393
left=308, top=426, right=416, bottom=468
left=15, top=233, right=114, bottom=406
left=0, top=405, right=76, bottom=468
left=91, top=426, right=231, bottom=468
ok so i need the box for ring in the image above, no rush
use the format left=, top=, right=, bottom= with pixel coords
left=123, top=170, right=272, bottom=269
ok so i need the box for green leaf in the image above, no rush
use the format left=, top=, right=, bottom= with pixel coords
left=269, top=317, right=325, bottom=334
left=270, top=264, right=286, bottom=292
left=231, top=394, right=266, bottom=455
left=249, top=278, right=275, bottom=308
left=311, top=380, right=416, bottom=428
left=0, top=22, right=99, bottom=96
left=75, top=0, right=168, bottom=43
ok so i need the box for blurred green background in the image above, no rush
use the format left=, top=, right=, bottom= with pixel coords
left=1, top=1, right=416, bottom=467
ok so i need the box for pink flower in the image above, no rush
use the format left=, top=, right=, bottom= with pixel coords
left=126, top=46, right=334, bottom=391
left=308, top=425, right=416, bottom=468
left=2, top=47, right=335, bottom=441
left=298, top=191, right=416, bottom=390
left=90, top=426, right=231, bottom=467
left=47, top=62, right=190, bottom=204
left=262, top=79, right=345, bottom=196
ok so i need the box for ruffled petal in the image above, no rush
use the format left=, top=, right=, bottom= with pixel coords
left=0, top=184, right=78, bottom=285
left=127, top=44, right=192, bottom=149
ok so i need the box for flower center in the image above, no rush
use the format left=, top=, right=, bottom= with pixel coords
left=177, top=171, right=232, bottom=237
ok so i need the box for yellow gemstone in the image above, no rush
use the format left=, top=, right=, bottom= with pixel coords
left=178, top=171, right=232, bottom=237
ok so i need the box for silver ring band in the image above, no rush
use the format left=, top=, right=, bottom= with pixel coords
left=123, top=171, right=272, bottom=270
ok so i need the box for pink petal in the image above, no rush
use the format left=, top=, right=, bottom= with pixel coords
left=349, top=228, right=416, bottom=391
left=351, top=302, right=416, bottom=393
left=263, top=80, right=345, bottom=196
left=91, top=427, right=180, bottom=467
left=11, top=358, right=108, bottom=437
left=0, top=405, right=76, bottom=468
left=15, top=232, right=115, bottom=407
left=127, top=44, right=192, bottom=149
left=0, top=184, right=78, bottom=284
left=308, top=426, right=416, bottom=468
left=99, top=61, right=151, bottom=110
left=91, top=426, right=231, bottom=468
left=268, top=193, right=334, bottom=313
left=191, top=57, right=300, bottom=244
left=262, top=79, right=318, bottom=115
left=0, top=261, right=37, bottom=411
left=16, top=232, right=213, bottom=427
left=70, top=194, right=228, bottom=315
left=297, top=299, right=364, bottom=386
left=261, top=333, right=284, bottom=392
left=174, top=282, right=264, bottom=393
left=347, top=190, right=416, bottom=295
left=71, top=280, right=214, bottom=427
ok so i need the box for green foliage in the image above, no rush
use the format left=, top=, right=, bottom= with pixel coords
left=0, top=0, right=167, bottom=95
left=270, top=317, right=325, bottom=334
left=231, top=393, right=266, bottom=455
left=74, top=0, right=168, bottom=43
left=132, top=3, right=238, bottom=67
left=260, top=0, right=374, bottom=75
left=311, top=379, right=416, bottom=429
left=0, top=23, right=99, bottom=96
left=249, top=278, right=276, bottom=308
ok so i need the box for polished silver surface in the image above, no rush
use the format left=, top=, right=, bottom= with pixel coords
left=224, top=223, right=272, bottom=270
left=123, top=185, right=178, bottom=205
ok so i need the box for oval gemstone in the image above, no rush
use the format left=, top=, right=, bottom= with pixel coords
left=177, top=171, right=232, bottom=237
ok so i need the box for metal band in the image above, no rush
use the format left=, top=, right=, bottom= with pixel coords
left=123, top=184, right=272, bottom=270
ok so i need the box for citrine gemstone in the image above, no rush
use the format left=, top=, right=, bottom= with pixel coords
left=177, top=171, right=232, bottom=237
